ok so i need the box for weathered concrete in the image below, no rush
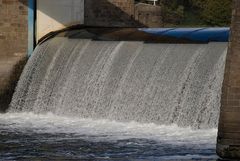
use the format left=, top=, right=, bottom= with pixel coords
left=0, top=0, right=28, bottom=111
left=217, top=0, right=240, bottom=159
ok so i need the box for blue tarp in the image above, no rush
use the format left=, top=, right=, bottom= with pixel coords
left=139, top=28, right=230, bottom=42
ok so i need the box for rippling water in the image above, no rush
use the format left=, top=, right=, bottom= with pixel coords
left=0, top=113, right=218, bottom=160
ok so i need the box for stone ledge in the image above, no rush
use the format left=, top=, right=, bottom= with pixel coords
left=217, top=143, right=240, bottom=159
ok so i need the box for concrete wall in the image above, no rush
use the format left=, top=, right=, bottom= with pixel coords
left=217, top=0, right=240, bottom=159
left=36, top=0, right=84, bottom=40
left=135, top=3, right=162, bottom=28
left=0, top=0, right=28, bottom=112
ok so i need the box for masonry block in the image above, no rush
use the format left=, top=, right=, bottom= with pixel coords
left=0, top=0, right=28, bottom=111
left=217, top=0, right=240, bottom=159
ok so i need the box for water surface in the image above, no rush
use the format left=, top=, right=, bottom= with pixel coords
left=1, top=113, right=218, bottom=160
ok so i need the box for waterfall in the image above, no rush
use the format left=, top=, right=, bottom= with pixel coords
left=9, top=36, right=228, bottom=129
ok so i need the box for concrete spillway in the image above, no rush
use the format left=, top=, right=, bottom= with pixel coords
left=9, top=36, right=228, bottom=129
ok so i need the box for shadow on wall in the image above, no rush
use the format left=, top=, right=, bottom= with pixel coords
left=84, top=0, right=145, bottom=27
left=19, top=0, right=146, bottom=40
left=0, top=57, right=27, bottom=112
left=0, top=0, right=28, bottom=112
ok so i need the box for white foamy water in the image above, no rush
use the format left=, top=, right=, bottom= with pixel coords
left=0, top=112, right=218, bottom=160
left=0, top=112, right=217, bottom=144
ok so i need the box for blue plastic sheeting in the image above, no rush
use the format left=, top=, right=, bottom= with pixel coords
left=139, top=28, right=230, bottom=42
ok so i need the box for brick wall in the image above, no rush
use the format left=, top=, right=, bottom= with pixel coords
left=0, top=0, right=28, bottom=57
left=135, top=3, right=162, bottom=28
left=84, top=0, right=163, bottom=27
left=0, top=0, right=28, bottom=112
left=85, top=0, right=141, bottom=27
left=108, top=0, right=135, bottom=16
left=217, top=0, right=240, bottom=159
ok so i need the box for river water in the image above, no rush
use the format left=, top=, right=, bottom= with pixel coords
left=0, top=113, right=218, bottom=160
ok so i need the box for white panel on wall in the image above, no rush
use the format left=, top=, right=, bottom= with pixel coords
left=37, top=0, right=84, bottom=41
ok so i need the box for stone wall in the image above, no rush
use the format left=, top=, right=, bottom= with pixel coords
left=217, top=0, right=240, bottom=159
left=0, top=0, right=28, bottom=112
left=135, top=3, right=162, bottom=28
left=85, top=0, right=140, bottom=27
left=0, top=0, right=28, bottom=57
left=84, top=0, right=163, bottom=27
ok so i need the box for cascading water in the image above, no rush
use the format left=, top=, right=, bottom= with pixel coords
left=9, top=37, right=227, bottom=129
left=1, top=35, right=228, bottom=160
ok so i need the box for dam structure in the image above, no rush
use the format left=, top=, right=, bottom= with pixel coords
left=4, top=29, right=228, bottom=159
left=0, top=0, right=240, bottom=160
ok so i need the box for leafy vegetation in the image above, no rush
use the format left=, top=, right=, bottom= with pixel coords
left=135, top=0, right=232, bottom=27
